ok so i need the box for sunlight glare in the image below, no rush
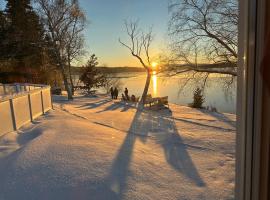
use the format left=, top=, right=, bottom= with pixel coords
left=151, top=62, right=158, bottom=69
left=152, top=74, right=157, bottom=96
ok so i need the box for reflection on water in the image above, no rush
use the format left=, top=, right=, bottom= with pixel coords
left=74, top=72, right=237, bottom=113
left=119, top=73, right=236, bottom=114
left=152, top=73, right=157, bottom=96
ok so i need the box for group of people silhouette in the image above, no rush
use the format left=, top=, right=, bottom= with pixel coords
left=110, top=87, right=132, bottom=101
left=110, top=87, right=119, bottom=99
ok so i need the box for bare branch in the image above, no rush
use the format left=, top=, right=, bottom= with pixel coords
left=168, top=0, right=238, bottom=76
left=119, top=20, right=154, bottom=70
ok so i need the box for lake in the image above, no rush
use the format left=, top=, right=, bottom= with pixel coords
left=75, top=72, right=237, bottom=114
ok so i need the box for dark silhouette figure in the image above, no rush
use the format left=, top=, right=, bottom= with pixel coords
left=124, top=88, right=129, bottom=100
left=121, top=93, right=126, bottom=101
left=110, top=87, right=114, bottom=99
left=114, top=88, right=119, bottom=99
left=131, top=95, right=135, bottom=102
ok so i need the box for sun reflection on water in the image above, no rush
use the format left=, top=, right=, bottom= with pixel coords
left=152, top=72, right=157, bottom=96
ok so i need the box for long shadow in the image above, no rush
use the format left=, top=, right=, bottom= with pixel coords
left=157, top=117, right=206, bottom=187
left=134, top=110, right=206, bottom=186
left=197, top=109, right=236, bottom=128
left=172, top=117, right=235, bottom=131
left=96, top=102, right=131, bottom=113
left=106, top=108, right=205, bottom=199
left=76, top=99, right=111, bottom=110
left=106, top=110, right=142, bottom=199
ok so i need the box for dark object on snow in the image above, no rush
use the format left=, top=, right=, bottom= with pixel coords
left=110, top=87, right=114, bottom=99
left=121, top=93, right=127, bottom=101
left=51, top=87, right=62, bottom=95
left=114, top=88, right=119, bottom=99
left=131, top=95, right=135, bottom=102
left=121, top=93, right=139, bottom=103
left=124, top=88, right=129, bottom=100
left=144, top=94, right=169, bottom=108
left=190, top=87, right=205, bottom=108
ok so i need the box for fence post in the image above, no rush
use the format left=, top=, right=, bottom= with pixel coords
left=40, top=90, right=44, bottom=114
left=28, top=93, right=33, bottom=121
left=9, top=99, right=17, bottom=131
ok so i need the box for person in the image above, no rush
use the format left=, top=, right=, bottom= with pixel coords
left=131, top=94, right=135, bottom=102
left=114, top=87, right=118, bottom=99
left=124, top=88, right=129, bottom=100
left=110, top=87, right=114, bottom=99
left=121, top=93, right=126, bottom=101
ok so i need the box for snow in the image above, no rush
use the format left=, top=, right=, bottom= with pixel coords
left=0, top=95, right=236, bottom=200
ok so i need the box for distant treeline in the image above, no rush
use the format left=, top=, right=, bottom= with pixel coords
left=71, top=66, right=145, bottom=75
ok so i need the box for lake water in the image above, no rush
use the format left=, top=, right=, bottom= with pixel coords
left=75, top=72, right=237, bottom=114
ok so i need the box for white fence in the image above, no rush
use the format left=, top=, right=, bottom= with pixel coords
left=0, top=83, right=52, bottom=136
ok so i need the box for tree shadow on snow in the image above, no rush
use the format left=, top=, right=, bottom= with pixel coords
left=96, top=102, right=131, bottom=113
left=197, top=109, right=236, bottom=128
left=106, top=110, right=141, bottom=199
left=106, top=109, right=205, bottom=199
left=76, top=99, right=111, bottom=110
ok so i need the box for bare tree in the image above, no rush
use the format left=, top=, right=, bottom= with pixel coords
left=65, top=0, right=86, bottom=94
left=119, top=20, right=154, bottom=106
left=168, top=0, right=238, bottom=76
left=36, top=0, right=86, bottom=100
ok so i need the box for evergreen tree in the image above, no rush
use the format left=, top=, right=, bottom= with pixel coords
left=0, top=10, right=9, bottom=61
left=191, top=87, right=205, bottom=108
left=80, top=55, right=107, bottom=93
left=1, top=0, right=45, bottom=82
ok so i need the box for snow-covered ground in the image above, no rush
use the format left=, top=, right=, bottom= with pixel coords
left=0, top=95, right=236, bottom=200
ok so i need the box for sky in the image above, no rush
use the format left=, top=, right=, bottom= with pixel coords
left=79, top=0, right=170, bottom=67
left=0, top=0, right=170, bottom=67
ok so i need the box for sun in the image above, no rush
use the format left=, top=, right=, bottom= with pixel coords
left=151, top=62, right=158, bottom=69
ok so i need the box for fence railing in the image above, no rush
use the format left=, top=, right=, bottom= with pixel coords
left=0, top=83, right=52, bottom=136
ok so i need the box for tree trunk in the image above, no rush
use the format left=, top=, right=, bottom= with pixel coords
left=139, top=70, right=151, bottom=107
left=67, top=58, right=75, bottom=95
left=61, top=66, right=73, bottom=100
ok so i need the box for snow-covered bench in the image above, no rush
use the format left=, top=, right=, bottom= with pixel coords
left=157, top=96, right=169, bottom=108
left=144, top=94, right=155, bottom=107
left=144, top=95, right=169, bottom=108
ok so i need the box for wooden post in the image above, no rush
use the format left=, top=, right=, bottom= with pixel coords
left=28, top=93, right=33, bottom=121
left=9, top=99, right=17, bottom=131
left=40, top=91, right=44, bottom=114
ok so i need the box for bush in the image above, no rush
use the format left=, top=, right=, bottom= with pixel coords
left=190, top=87, right=205, bottom=108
